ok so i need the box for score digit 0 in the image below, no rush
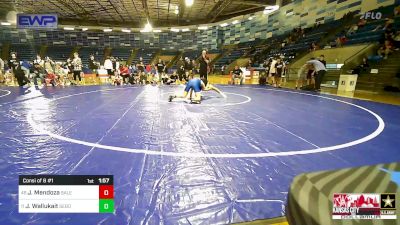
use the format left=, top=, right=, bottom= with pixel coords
left=99, top=185, right=114, bottom=199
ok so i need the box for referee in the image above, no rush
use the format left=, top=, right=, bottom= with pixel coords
left=199, top=50, right=210, bottom=85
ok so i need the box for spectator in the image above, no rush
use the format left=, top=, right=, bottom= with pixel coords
left=45, top=70, right=57, bottom=87
left=269, top=57, right=277, bottom=85
left=72, top=52, right=82, bottom=85
left=382, top=40, right=393, bottom=59
left=383, top=18, right=394, bottom=30
left=113, top=71, right=122, bottom=86
left=8, top=52, right=20, bottom=73
left=145, top=64, right=152, bottom=75
left=247, top=59, right=253, bottom=68
left=309, top=42, right=319, bottom=52
left=44, top=56, right=54, bottom=73
left=156, top=59, right=166, bottom=84
left=393, top=31, right=400, bottom=50
left=65, top=58, right=74, bottom=81
left=104, top=56, right=113, bottom=79
left=168, top=71, right=178, bottom=84
left=136, top=57, right=145, bottom=83
left=89, top=55, right=99, bottom=74
left=176, top=57, right=185, bottom=83
left=347, top=24, right=359, bottom=35
left=395, top=5, right=400, bottom=16
left=54, top=63, right=68, bottom=86
left=357, top=19, right=366, bottom=28
left=184, top=57, right=192, bottom=81
left=352, top=57, right=369, bottom=75
left=13, top=63, right=31, bottom=87
left=192, top=59, right=198, bottom=75
left=231, top=65, right=244, bottom=85
left=32, top=54, right=45, bottom=86
left=274, top=58, right=285, bottom=88
left=119, top=64, right=130, bottom=84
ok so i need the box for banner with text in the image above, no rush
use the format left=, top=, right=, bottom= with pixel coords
left=17, top=14, right=58, bottom=29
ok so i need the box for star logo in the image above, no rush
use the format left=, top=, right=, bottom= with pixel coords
left=383, top=195, right=394, bottom=207
left=380, top=194, right=396, bottom=209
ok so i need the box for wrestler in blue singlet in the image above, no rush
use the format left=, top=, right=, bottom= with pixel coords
left=184, top=78, right=202, bottom=93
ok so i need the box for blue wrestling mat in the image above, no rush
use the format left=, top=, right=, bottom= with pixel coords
left=0, top=85, right=399, bottom=224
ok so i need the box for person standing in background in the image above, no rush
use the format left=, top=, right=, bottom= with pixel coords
left=8, top=52, right=19, bottom=72
left=137, top=57, right=146, bottom=84
left=104, top=56, right=113, bottom=82
left=14, top=63, right=31, bottom=87
left=198, top=50, right=209, bottom=86
left=269, top=57, right=277, bottom=86
left=32, top=54, right=45, bottom=86
left=274, top=58, right=284, bottom=88
left=176, top=57, right=185, bottom=84
left=72, top=52, right=82, bottom=85
left=184, top=57, right=193, bottom=82
left=89, top=55, right=99, bottom=74
left=156, top=59, right=166, bottom=84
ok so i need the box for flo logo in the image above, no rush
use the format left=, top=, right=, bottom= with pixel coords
left=360, top=12, right=382, bottom=20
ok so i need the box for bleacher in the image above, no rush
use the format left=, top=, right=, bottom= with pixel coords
left=79, top=47, right=104, bottom=67
left=332, top=5, right=399, bottom=46
left=182, top=50, right=201, bottom=60
left=156, top=50, right=178, bottom=66
left=110, top=48, right=132, bottom=62
left=10, top=44, right=38, bottom=61
left=344, top=17, right=400, bottom=45
left=214, top=48, right=246, bottom=69
left=46, top=45, right=74, bottom=62
left=135, top=49, right=157, bottom=64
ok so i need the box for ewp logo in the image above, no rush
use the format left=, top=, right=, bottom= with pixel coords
left=360, top=12, right=382, bottom=20
left=17, top=14, right=58, bottom=29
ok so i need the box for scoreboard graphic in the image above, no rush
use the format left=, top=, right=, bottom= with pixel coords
left=332, top=193, right=396, bottom=220
left=19, top=175, right=114, bottom=213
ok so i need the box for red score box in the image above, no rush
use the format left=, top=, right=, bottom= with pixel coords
left=99, top=185, right=114, bottom=199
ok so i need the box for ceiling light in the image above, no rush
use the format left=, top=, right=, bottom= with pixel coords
left=1, top=22, right=11, bottom=26
left=153, top=29, right=162, bottom=33
left=103, top=28, right=112, bottom=32
left=181, top=28, right=189, bottom=32
left=82, top=27, right=88, bottom=31
left=220, top=23, right=228, bottom=27
left=198, top=26, right=208, bottom=30
left=232, top=20, right=239, bottom=24
left=121, top=29, right=131, bottom=33
left=170, top=28, right=180, bottom=32
left=174, top=9, right=179, bottom=14
left=185, top=0, right=194, bottom=7
left=248, top=16, right=254, bottom=20
left=63, top=27, right=74, bottom=31
left=140, top=29, right=148, bottom=33
left=144, top=22, right=152, bottom=31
